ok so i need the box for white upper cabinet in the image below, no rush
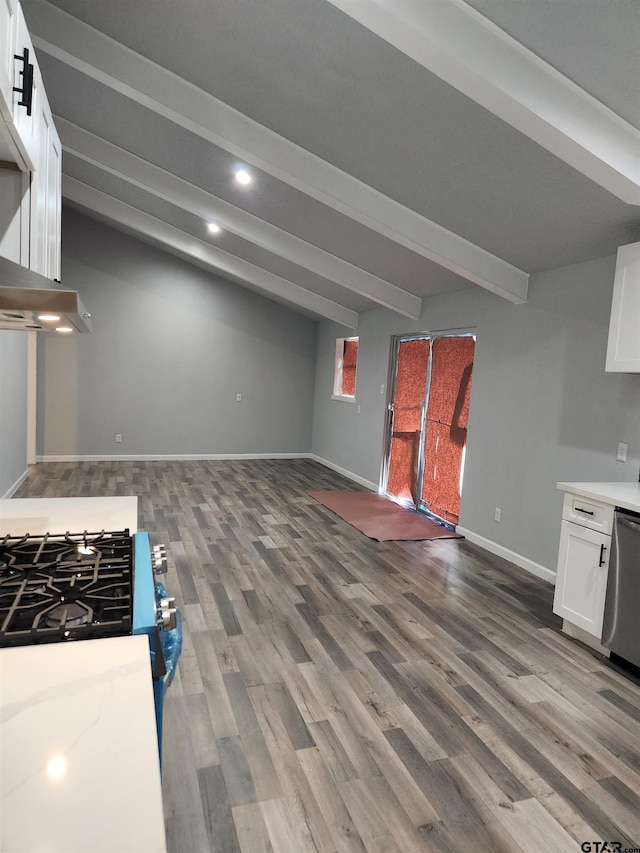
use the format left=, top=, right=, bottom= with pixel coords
left=606, top=241, right=640, bottom=373
left=0, top=1, right=37, bottom=170
left=46, top=124, right=61, bottom=281
left=0, top=0, right=17, bottom=134
left=29, top=63, right=61, bottom=279
left=9, top=5, right=37, bottom=170
left=0, top=1, right=61, bottom=280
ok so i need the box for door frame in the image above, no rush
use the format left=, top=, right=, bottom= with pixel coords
left=379, top=327, right=476, bottom=522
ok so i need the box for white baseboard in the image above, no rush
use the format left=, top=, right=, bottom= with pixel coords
left=36, top=453, right=313, bottom=462
left=2, top=469, right=28, bottom=499
left=33, top=452, right=379, bottom=491
left=308, top=455, right=378, bottom=492
left=455, top=526, right=556, bottom=585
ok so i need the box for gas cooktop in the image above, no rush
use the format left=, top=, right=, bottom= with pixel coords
left=0, top=530, right=134, bottom=647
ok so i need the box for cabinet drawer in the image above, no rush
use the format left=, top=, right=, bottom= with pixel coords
left=562, top=493, right=613, bottom=534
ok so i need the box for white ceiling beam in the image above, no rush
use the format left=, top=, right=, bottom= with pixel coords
left=327, top=0, right=640, bottom=206
left=29, top=1, right=528, bottom=303
left=56, top=117, right=421, bottom=319
left=62, top=177, right=359, bottom=328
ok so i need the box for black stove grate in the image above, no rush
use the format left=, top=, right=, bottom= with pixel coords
left=0, top=530, right=134, bottom=647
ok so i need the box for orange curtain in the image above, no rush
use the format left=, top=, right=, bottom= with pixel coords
left=387, top=339, right=430, bottom=501
left=420, top=336, right=474, bottom=523
left=342, top=339, right=358, bottom=396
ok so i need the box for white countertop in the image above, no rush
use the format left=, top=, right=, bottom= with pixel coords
left=557, top=481, right=640, bottom=513
left=0, top=635, right=166, bottom=853
left=0, top=496, right=138, bottom=536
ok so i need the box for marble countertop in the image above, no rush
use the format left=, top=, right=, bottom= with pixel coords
left=0, top=496, right=138, bottom=536
left=0, top=635, right=166, bottom=853
left=557, top=481, right=640, bottom=513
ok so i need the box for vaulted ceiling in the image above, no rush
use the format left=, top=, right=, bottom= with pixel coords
left=22, top=0, right=640, bottom=327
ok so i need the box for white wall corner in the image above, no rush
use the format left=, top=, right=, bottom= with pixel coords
left=2, top=469, right=28, bottom=499
left=309, top=454, right=378, bottom=491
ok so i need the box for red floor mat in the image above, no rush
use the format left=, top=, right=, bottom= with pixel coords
left=307, top=490, right=463, bottom=542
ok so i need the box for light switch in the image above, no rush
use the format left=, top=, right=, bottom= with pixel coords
left=616, top=442, right=628, bottom=462
left=236, top=393, right=242, bottom=402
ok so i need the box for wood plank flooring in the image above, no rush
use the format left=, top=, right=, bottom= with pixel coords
left=16, top=459, right=640, bottom=852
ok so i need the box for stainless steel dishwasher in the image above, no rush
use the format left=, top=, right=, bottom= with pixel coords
left=602, top=507, right=640, bottom=668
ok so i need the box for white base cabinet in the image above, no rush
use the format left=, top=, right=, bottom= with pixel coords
left=553, top=490, right=614, bottom=643
left=553, top=519, right=611, bottom=638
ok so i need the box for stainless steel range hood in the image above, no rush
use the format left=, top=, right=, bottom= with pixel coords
left=0, top=255, right=92, bottom=333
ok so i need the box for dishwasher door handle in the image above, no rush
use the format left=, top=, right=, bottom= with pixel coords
left=618, top=516, right=640, bottom=532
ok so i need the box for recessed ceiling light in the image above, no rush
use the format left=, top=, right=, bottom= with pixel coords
left=235, top=168, right=252, bottom=185
left=55, top=326, right=73, bottom=333
left=207, top=222, right=221, bottom=234
left=38, top=314, right=60, bottom=322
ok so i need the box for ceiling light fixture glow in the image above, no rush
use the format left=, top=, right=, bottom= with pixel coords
left=38, top=314, right=60, bottom=322
left=235, top=168, right=252, bottom=185
left=207, top=222, right=221, bottom=234
left=55, top=326, right=73, bottom=333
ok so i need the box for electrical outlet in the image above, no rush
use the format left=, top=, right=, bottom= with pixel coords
left=380, top=384, right=385, bottom=394
left=357, top=405, right=361, bottom=414
left=494, top=507, right=501, bottom=522
left=236, top=393, right=242, bottom=402
left=616, top=442, right=628, bottom=462
left=115, top=434, right=122, bottom=443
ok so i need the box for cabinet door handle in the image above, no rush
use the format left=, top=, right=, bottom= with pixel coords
left=575, top=507, right=594, bottom=516
left=599, top=544, right=606, bottom=567
left=13, top=48, right=34, bottom=116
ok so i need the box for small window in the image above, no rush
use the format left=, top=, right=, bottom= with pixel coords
left=333, top=337, right=359, bottom=399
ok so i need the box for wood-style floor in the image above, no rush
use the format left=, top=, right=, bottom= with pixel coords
left=16, top=459, right=640, bottom=852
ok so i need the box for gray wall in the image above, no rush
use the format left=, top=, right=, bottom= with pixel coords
left=0, top=330, right=28, bottom=496
left=37, top=209, right=317, bottom=457
left=312, top=255, right=640, bottom=573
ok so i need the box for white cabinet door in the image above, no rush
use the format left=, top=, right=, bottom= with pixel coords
left=553, top=520, right=610, bottom=637
left=28, top=64, right=49, bottom=275
left=606, top=241, right=640, bottom=373
left=46, top=120, right=61, bottom=281
left=28, top=81, right=60, bottom=279
left=0, top=0, right=16, bottom=120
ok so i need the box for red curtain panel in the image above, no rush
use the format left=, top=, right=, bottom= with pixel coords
left=387, top=435, right=418, bottom=501
left=421, top=421, right=467, bottom=523
left=342, top=339, right=358, bottom=396
left=421, top=336, right=475, bottom=523
left=386, top=339, right=430, bottom=500
left=425, top=336, right=474, bottom=429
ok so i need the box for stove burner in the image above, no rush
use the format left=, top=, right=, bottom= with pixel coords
left=44, top=601, right=90, bottom=629
left=0, top=530, right=134, bottom=647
